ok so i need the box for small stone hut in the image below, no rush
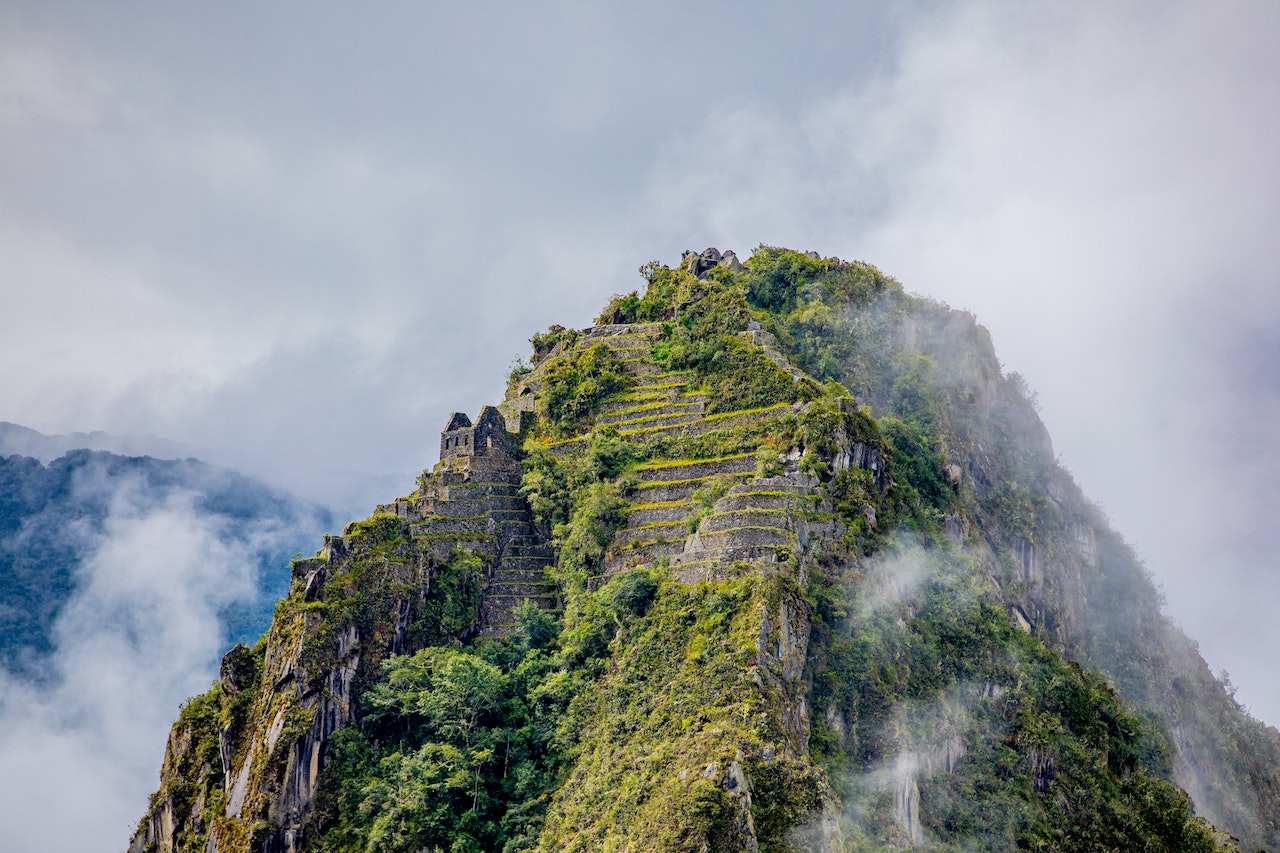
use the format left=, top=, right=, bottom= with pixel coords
left=439, top=406, right=513, bottom=463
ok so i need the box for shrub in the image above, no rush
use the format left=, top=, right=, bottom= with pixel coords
left=538, top=344, right=629, bottom=436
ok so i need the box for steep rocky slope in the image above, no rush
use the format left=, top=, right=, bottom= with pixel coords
left=131, top=247, right=1277, bottom=852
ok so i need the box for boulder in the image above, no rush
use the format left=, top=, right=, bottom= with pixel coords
left=220, top=643, right=256, bottom=693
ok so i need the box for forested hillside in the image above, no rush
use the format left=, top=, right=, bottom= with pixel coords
left=132, top=247, right=1279, bottom=852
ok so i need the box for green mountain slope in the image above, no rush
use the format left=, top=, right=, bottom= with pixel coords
left=131, top=247, right=1278, bottom=853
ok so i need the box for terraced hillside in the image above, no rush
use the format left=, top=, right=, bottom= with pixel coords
left=372, top=423, right=558, bottom=638
left=132, top=247, right=1258, bottom=853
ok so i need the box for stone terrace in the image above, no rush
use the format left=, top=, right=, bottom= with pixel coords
left=378, top=451, right=557, bottom=638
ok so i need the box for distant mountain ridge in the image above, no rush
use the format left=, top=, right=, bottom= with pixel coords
left=0, top=421, right=199, bottom=463
left=0, top=442, right=333, bottom=672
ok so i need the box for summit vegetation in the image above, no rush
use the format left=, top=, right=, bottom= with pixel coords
left=131, top=247, right=1280, bottom=853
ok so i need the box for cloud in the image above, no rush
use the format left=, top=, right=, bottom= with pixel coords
left=1, top=1, right=1277, bottom=727
left=0, top=478, right=264, bottom=853
left=640, top=1, right=1280, bottom=724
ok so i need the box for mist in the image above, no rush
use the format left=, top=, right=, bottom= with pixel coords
left=0, top=470, right=310, bottom=853
left=2, top=1, right=1277, bottom=726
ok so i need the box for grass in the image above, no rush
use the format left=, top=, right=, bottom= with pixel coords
left=634, top=452, right=755, bottom=471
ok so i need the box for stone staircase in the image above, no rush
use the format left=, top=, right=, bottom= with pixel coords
left=483, top=533, right=558, bottom=636
left=381, top=454, right=557, bottom=638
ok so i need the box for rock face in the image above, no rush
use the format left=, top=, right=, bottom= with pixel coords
left=682, top=246, right=743, bottom=278
left=131, top=247, right=1278, bottom=853
left=130, top=408, right=556, bottom=853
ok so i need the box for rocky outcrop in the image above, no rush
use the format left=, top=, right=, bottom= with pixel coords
left=133, top=249, right=1275, bottom=852
left=131, top=410, right=555, bottom=853
left=682, top=246, right=744, bottom=277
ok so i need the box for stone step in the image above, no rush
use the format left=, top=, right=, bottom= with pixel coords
left=715, top=490, right=820, bottom=513
left=431, top=495, right=528, bottom=517
left=485, top=593, right=560, bottom=615
left=491, top=567, right=554, bottom=583
left=625, top=501, right=698, bottom=527
left=600, top=390, right=707, bottom=416
left=630, top=474, right=752, bottom=504
left=624, top=361, right=664, bottom=377
left=495, top=519, right=537, bottom=537
left=614, top=520, right=691, bottom=548
left=608, top=410, right=704, bottom=431
left=599, top=390, right=680, bottom=413
left=413, top=532, right=497, bottom=555
left=597, top=342, right=653, bottom=358
left=604, top=538, right=688, bottom=574
left=698, top=508, right=800, bottom=534
left=667, top=548, right=788, bottom=582
left=505, top=541, right=553, bottom=555
left=617, top=403, right=791, bottom=442
left=583, top=322, right=663, bottom=338
left=597, top=400, right=705, bottom=426
left=730, top=475, right=816, bottom=494
left=440, top=469, right=522, bottom=487
left=694, top=526, right=796, bottom=551
left=442, top=481, right=523, bottom=501
left=411, top=516, right=497, bottom=536
left=498, top=556, right=554, bottom=572
left=590, top=330, right=657, bottom=344
left=632, top=371, right=694, bottom=388
left=486, top=578, right=558, bottom=591
left=634, top=454, right=757, bottom=483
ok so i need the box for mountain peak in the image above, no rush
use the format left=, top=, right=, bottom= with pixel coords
left=130, top=247, right=1277, bottom=853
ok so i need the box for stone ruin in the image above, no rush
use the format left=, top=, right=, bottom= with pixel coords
left=439, top=405, right=515, bottom=465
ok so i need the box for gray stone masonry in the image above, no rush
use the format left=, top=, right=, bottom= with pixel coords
left=599, top=390, right=706, bottom=416
left=618, top=403, right=793, bottom=441
left=581, top=322, right=664, bottom=338
left=614, top=521, right=692, bottom=549
left=410, top=409, right=558, bottom=637
left=630, top=474, right=753, bottom=504
left=429, top=495, right=526, bottom=518
left=699, top=508, right=804, bottom=534
left=604, top=538, right=689, bottom=574
left=633, top=454, right=757, bottom=482
left=604, top=464, right=846, bottom=580
left=596, top=399, right=705, bottom=426
left=626, top=501, right=699, bottom=527
left=607, top=410, right=705, bottom=431
left=631, top=370, right=695, bottom=388
left=440, top=406, right=513, bottom=465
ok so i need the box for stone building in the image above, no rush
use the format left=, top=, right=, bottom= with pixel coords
left=439, top=405, right=513, bottom=463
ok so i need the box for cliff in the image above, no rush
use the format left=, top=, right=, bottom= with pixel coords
left=131, top=246, right=1278, bottom=852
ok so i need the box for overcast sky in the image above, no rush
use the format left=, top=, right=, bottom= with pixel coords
left=2, top=0, right=1277, bottom=753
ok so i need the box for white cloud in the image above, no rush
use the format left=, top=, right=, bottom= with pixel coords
left=1, top=0, right=1277, bottom=728
left=0, top=481, right=260, bottom=853
left=640, top=1, right=1280, bottom=724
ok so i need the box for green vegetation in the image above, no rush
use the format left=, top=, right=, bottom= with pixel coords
left=806, top=542, right=1227, bottom=851
left=313, top=637, right=569, bottom=853
left=597, top=263, right=818, bottom=415
left=538, top=344, right=630, bottom=436
left=133, top=244, right=1279, bottom=853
